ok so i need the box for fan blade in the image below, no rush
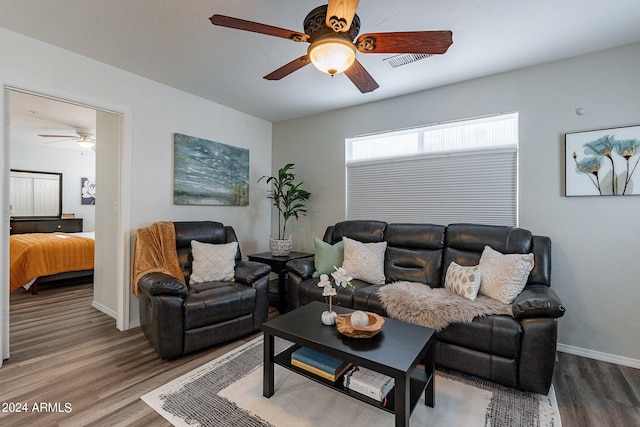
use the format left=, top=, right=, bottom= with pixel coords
left=326, top=0, right=360, bottom=32
left=264, top=56, right=310, bottom=80
left=44, top=138, right=75, bottom=144
left=356, top=31, right=453, bottom=54
left=344, top=59, right=379, bottom=93
left=38, top=134, right=78, bottom=138
left=210, top=15, right=309, bottom=42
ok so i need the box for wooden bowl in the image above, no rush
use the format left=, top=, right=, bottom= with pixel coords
left=336, top=312, right=384, bottom=338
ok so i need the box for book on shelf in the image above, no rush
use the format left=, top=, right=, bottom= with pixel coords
left=291, top=358, right=352, bottom=382
left=343, top=366, right=395, bottom=402
left=290, top=347, right=351, bottom=382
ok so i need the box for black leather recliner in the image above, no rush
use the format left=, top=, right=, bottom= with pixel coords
left=137, top=221, right=271, bottom=359
left=287, top=221, right=565, bottom=394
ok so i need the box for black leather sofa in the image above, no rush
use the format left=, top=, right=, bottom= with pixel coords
left=287, top=221, right=565, bottom=394
left=137, top=221, right=271, bottom=359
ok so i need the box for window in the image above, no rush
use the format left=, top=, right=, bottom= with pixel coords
left=345, top=113, right=519, bottom=226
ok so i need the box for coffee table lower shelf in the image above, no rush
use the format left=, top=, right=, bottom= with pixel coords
left=274, top=344, right=431, bottom=415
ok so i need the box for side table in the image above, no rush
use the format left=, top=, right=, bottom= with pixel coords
left=247, top=251, right=313, bottom=313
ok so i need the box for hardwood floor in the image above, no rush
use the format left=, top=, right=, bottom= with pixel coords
left=554, top=352, right=640, bottom=426
left=2, top=283, right=639, bottom=426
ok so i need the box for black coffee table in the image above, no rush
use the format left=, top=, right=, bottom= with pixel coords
left=262, top=301, right=435, bottom=427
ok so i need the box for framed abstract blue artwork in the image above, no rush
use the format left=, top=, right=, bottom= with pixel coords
left=565, top=125, right=640, bottom=196
left=174, top=133, right=249, bottom=205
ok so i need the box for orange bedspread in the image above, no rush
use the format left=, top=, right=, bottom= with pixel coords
left=10, top=233, right=95, bottom=291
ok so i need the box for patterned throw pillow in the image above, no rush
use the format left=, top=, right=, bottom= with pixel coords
left=479, top=246, right=534, bottom=304
left=341, top=237, right=387, bottom=285
left=189, top=240, right=238, bottom=284
left=312, top=237, right=344, bottom=278
left=444, top=261, right=482, bottom=300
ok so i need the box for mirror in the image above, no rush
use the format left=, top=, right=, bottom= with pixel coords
left=9, top=169, right=62, bottom=218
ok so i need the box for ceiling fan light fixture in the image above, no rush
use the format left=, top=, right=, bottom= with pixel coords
left=77, top=135, right=95, bottom=149
left=77, top=141, right=95, bottom=149
left=307, top=35, right=356, bottom=76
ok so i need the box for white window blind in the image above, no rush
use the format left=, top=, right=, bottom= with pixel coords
left=345, top=113, right=518, bottom=226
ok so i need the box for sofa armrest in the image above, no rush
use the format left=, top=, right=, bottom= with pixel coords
left=235, top=260, right=271, bottom=287
left=286, top=258, right=315, bottom=280
left=138, top=272, right=188, bottom=297
left=512, top=284, right=565, bottom=319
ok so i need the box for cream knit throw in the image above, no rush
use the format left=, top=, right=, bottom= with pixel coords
left=379, top=281, right=513, bottom=331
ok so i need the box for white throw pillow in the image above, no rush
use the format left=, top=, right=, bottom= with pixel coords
left=444, top=261, right=482, bottom=301
left=478, top=246, right=534, bottom=304
left=189, top=240, right=238, bottom=284
left=342, top=237, right=387, bottom=285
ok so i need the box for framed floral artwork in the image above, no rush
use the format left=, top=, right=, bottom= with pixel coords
left=565, top=125, right=640, bottom=196
left=81, top=177, right=96, bottom=205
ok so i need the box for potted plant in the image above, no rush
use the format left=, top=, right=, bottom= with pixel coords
left=259, top=163, right=312, bottom=256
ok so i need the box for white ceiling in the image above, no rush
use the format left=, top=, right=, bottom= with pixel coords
left=1, top=0, right=640, bottom=123
left=9, top=91, right=96, bottom=151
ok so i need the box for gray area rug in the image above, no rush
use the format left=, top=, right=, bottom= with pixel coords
left=142, top=336, right=561, bottom=427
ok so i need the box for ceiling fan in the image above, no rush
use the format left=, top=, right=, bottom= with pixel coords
left=210, top=0, right=453, bottom=93
left=39, top=129, right=96, bottom=149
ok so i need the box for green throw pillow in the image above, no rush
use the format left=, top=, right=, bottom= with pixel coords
left=312, top=237, right=344, bottom=278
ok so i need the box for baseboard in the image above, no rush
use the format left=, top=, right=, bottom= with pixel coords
left=91, top=300, right=117, bottom=319
left=557, top=343, right=640, bottom=369
left=90, top=300, right=141, bottom=329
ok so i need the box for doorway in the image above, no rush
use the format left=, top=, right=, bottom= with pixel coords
left=2, top=88, right=128, bottom=364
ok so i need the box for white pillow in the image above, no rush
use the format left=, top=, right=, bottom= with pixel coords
left=189, top=240, right=238, bottom=284
left=444, top=261, right=482, bottom=301
left=478, top=246, right=534, bottom=304
left=342, top=237, right=387, bottom=285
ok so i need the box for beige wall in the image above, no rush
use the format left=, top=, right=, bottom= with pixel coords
left=273, top=42, right=640, bottom=365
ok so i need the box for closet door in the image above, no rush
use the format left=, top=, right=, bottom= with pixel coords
left=33, top=177, right=60, bottom=216
left=9, top=176, right=33, bottom=216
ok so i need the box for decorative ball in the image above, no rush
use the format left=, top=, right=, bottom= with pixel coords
left=350, top=310, right=369, bottom=326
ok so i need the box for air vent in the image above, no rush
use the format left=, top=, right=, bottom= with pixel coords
left=384, top=53, right=434, bottom=68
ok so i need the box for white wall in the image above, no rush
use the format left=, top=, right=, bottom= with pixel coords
left=273, top=42, right=640, bottom=365
left=0, top=28, right=272, bottom=330
left=10, top=142, right=96, bottom=231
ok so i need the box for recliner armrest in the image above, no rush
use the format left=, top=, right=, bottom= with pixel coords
left=286, top=258, right=315, bottom=280
left=512, top=284, right=565, bottom=319
left=235, top=260, right=271, bottom=286
left=138, top=272, right=188, bottom=297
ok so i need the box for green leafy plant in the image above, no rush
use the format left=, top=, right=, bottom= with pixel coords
left=258, top=163, right=312, bottom=239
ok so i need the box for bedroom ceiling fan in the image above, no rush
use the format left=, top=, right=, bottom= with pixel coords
left=210, top=0, right=453, bottom=93
left=39, top=129, right=96, bottom=149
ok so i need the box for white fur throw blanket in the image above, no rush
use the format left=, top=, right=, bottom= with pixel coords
left=378, top=281, right=513, bottom=331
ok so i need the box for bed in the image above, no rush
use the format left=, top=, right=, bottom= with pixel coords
left=10, top=231, right=95, bottom=294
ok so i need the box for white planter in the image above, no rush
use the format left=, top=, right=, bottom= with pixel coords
left=269, top=237, right=293, bottom=256
left=321, top=310, right=337, bottom=325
